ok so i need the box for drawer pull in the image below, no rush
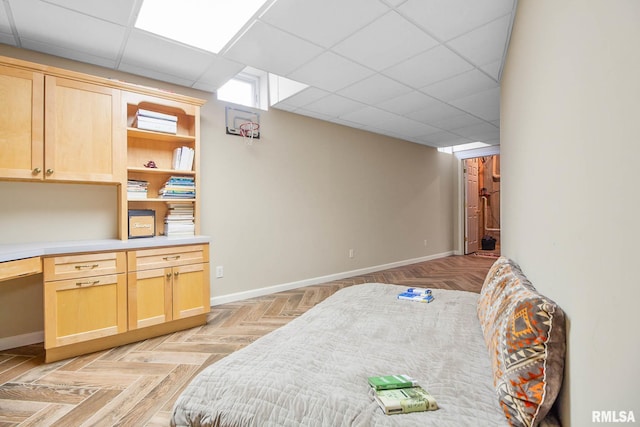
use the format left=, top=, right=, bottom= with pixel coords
left=76, top=280, right=99, bottom=287
left=163, top=255, right=181, bottom=261
left=75, top=264, right=99, bottom=270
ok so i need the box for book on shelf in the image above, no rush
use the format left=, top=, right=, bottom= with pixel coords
left=133, top=109, right=178, bottom=134
left=127, top=179, right=148, bottom=200
left=137, top=109, right=178, bottom=122
left=165, top=204, right=195, bottom=237
left=368, top=375, right=418, bottom=391
left=374, top=386, right=438, bottom=415
left=172, top=146, right=194, bottom=171
left=159, top=176, right=195, bottom=199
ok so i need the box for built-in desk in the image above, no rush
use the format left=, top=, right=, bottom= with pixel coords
left=0, top=236, right=211, bottom=362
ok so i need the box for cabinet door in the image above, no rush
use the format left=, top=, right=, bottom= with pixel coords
left=44, top=273, right=127, bottom=348
left=128, top=267, right=172, bottom=330
left=44, top=76, right=124, bottom=182
left=172, top=263, right=210, bottom=320
left=0, top=65, right=44, bottom=180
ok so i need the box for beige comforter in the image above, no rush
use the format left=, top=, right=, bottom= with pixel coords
left=171, top=283, right=507, bottom=426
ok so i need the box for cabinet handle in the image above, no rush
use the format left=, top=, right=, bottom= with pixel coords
left=166, top=272, right=172, bottom=278
left=46, top=168, right=54, bottom=175
left=174, top=271, right=179, bottom=277
left=75, top=264, right=99, bottom=270
left=76, top=280, right=99, bottom=286
left=32, top=167, right=42, bottom=175
left=163, top=255, right=180, bottom=261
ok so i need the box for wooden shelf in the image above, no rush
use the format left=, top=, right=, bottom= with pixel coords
left=127, top=167, right=195, bottom=175
left=128, top=198, right=196, bottom=203
left=127, top=127, right=195, bottom=143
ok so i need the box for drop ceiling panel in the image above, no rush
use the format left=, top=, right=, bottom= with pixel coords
left=223, top=21, right=324, bottom=77
left=447, top=14, right=512, bottom=67
left=449, top=87, right=500, bottom=121
left=303, top=94, right=365, bottom=117
left=382, top=45, right=474, bottom=89
left=405, top=100, right=466, bottom=124
left=420, top=131, right=472, bottom=146
left=428, top=113, right=483, bottom=131
left=10, top=0, right=127, bottom=60
left=259, top=0, right=388, bottom=48
left=273, top=87, right=331, bottom=109
left=422, top=69, right=498, bottom=102
left=288, top=51, right=375, bottom=92
left=121, top=30, right=215, bottom=82
left=377, top=91, right=442, bottom=116
left=337, top=73, right=412, bottom=105
left=117, top=61, right=194, bottom=88
left=192, top=58, right=246, bottom=92
left=42, top=0, right=137, bottom=25
left=398, top=0, right=515, bottom=41
left=19, top=39, right=117, bottom=69
left=332, top=11, right=439, bottom=71
left=450, top=122, right=499, bottom=140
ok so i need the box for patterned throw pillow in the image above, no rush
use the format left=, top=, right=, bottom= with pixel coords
left=478, top=257, right=566, bottom=427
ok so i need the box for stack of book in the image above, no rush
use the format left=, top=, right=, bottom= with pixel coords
left=368, top=374, right=438, bottom=415
left=127, top=179, right=148, bottom=200
left=164, top=203, right=195, bottom=237
left=397, top=287, right=435, bottom=303
left=172, top=146, right=195, bottom=171
left=133, top=109, right=177, bottom=134
left=159, top=176, right=195, bottom=199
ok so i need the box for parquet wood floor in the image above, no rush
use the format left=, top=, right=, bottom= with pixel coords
left=0, top=255, right=494, bottom=426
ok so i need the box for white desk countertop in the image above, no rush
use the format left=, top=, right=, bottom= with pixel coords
left=0, top=236, right=211, bottom=263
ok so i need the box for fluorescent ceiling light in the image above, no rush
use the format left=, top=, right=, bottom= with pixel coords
left=136, top=0, right=270, bottom=54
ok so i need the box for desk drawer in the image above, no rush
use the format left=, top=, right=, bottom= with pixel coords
left=128, top=244, right=208, bottom=271
left=0, top=257, right=42, bottom=282
left=44, top=252, right=125, bottom=281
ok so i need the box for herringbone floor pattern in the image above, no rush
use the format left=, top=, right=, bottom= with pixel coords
left=0, top=255, right=494, bottom=426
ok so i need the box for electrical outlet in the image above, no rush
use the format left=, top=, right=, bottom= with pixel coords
left=349, top=249, right=355, bottom=258
left=215, top=265, right=224, bottom=278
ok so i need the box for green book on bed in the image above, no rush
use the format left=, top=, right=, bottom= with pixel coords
left=374, top=386, right=439, bottom=415
left=367, top=374, right=418, bottom=390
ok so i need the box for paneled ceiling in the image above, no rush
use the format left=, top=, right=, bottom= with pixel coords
left=0, top=0, right=516, bottom=147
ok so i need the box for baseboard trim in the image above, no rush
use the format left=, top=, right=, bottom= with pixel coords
left=210, top=251, right=453, bottom=306
left=0, top=331, right=44, bottom=351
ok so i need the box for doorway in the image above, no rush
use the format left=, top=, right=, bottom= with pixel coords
left=464, top=155, right=501, bottom=256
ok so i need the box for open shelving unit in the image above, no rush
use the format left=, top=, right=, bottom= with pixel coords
left=123, top=92, right=202, bottom=239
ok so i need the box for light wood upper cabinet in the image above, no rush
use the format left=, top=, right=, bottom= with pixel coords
left=44, top=76, right=125, bottom=183
left=0, top=64, right=125, bottom=183
left=0, top=65, right=44, bottom=179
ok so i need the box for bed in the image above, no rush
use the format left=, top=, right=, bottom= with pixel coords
left=171, top=284, right=504, bottom=426
left=171, top=257, right=566, bottom=427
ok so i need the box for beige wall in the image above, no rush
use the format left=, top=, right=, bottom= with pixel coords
left=0, top=46, right=456, bottom=339
left=501, top=1, right=640, bottom=425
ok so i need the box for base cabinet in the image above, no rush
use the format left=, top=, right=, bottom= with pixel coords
left=128, top=245, right=210, bottom=330
left=43, top=244, right=210, bottom=362
left=43, top=252, right=127, bottom=349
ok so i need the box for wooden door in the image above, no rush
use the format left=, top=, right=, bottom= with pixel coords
left=0, top=65, right=44, bottom=180
left=44, top=76, right=124, bottom=182
left=44, top=273, right=127, bottom=348
left=172, top=263, right=210, bottom=320
left=465, top=158, right=480, bottom=254
left=128, top=267, right=172, bottom=329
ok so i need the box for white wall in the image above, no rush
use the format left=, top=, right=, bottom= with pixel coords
left=501, top=1, right=640, bottom=425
